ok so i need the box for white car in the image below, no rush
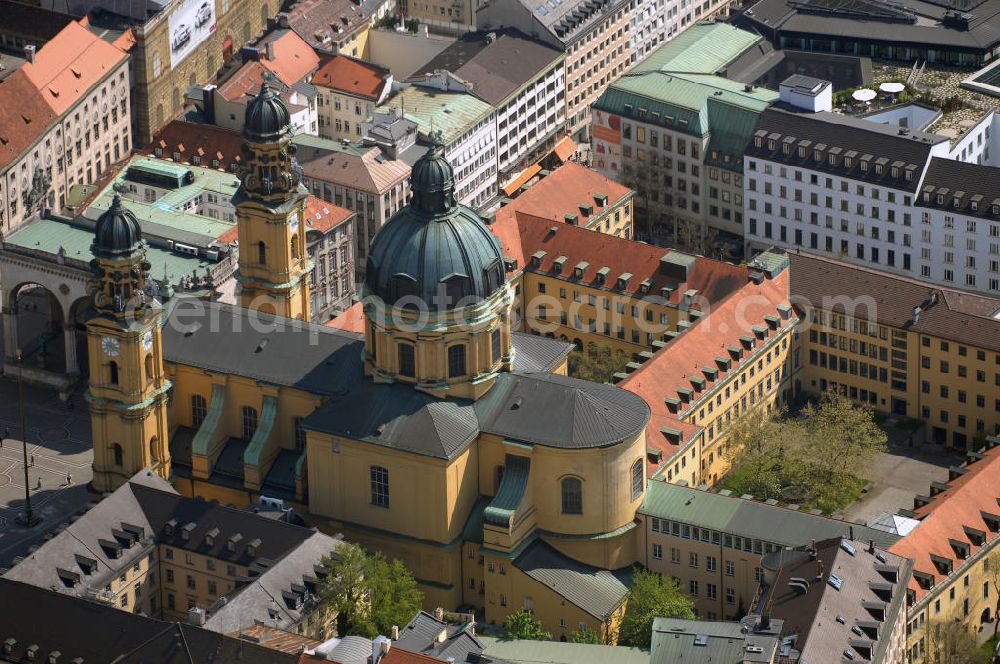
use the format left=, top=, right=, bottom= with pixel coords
left=171, top=24, right=191, bottom=50
left=195, top=2, right=212, bottom=27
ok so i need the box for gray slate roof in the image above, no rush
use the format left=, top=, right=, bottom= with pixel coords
left=918, top=157, right=1000, bottom=221
left=409, top=30, right=563, bottom=106
left=760, top=538, right=912, bottom=664
left=513, top=539, right=632, bottom=619
left=394, top=610, right=490, bottom=663
left=304, top=370, right=649, bottom=459
left=204, top=530, right=345, bottom=633
left=650, top=617, right=779, bottom=664
left=509, top=331, right=573, bottom=372
left=746, top=108, right=946, bottom=192
left=0, top=578, right=300, bottom=664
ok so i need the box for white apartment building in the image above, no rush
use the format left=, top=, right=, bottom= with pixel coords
left=743, top=107, right=1000, bottom=296
left=409, top=30, right=565, bottom=188
left=477, top=0, right=631, bottom=138
left=628, top=0, right=734, bottom=64
left=0, top=22, right=130, bottom=234
left=379, top=82, right=497, bottom=209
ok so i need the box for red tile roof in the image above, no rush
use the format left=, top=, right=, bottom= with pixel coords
left=217, top=195, right=346, bottom=245
left=230, top=624, right=321, bottom=654
left=304, top=194, right=353, bottom=234
left=490, top=210, right=748, bottom=305
left=313, top=54, right=390, bottom=100
left=380, top=648, right=445, bottom=664
left=325, top=301, right=365, bottom=332
left=258, top=30, right=320, bottom=87
left=19, top=21, right=128, bottom=116
left=620, top=271, right=792, bottom=472
left=889, top=444, right=1000, bottom=601
left=0, top=20, right=127, bottom=169
left=145, top=120, right=243, bottom=168
left=218, top=60, right=274, bottom=102
left=500, top=162, right=633, bottom=226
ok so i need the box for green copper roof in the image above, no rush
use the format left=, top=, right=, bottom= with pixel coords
left=6, top=216, right=214, bottom=287
left=634, top=22, right=763, bottom=75
left=484, top=454, right=530, bottom=527
left=243, top=395, right=278, bottom=467
left=192, top=383, right=226, bottom=458
left=377, top=87, right=493, bottom=146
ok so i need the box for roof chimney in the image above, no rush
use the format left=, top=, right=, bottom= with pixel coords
left=265, top=40, right=275, bottom=61
left=434, top=607, right=445, bottom=621
left=391, top=625, right=399, bottom=640
left=23, top=44, right=36, bottom=64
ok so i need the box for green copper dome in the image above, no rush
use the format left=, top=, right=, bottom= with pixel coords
left=243, top=78, right=291, bottom=143
left=364, top=140, right=505, bottom=310
left=92, top=194, right=145, bottom=259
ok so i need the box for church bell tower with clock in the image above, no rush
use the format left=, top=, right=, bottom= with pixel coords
left=85, top=194, right=171, bottom=494
left=233, top=77, right=312, bottom=320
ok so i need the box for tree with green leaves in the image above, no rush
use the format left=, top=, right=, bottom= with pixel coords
left=504, top=608, right=551, bottom=640
left=798, top=391, right=887, bottom=481
left=570, top=626, right=601, bottom=644
left=567, top=345, right=628, bottom=384
left=618, top=569, right=695, bottom=648
left=319, top=542, right=423, bottom=638
left=924, top=619, right=990, bottom=664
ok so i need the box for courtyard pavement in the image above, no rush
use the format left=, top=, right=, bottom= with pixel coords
left=0, top=378, right=95, bottom=569
left=840, top=417, right=964, bottom=527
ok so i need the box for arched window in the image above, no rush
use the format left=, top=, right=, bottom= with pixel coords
left=447, top=344, right=467, bottom=378
left=152, top=52, right=161, bottom=78
left=290, top=236, right=299, bottom=259
left=491, top=328, right=501, bottom=363
left=241, top=406, right=258, bottom=441
left=258, top=241, right=267, bottom=265
left=561, top=477, right=582, bottom=514
left=631, top=458, right=644, bottom=501
left=370, top=465, right=389, bottom=507
left=171, top=87, right=180, bottom=112
left=109, top=361, right=119, bottom=385
left=149, top=436, right=158, bottom=463
left=397, top=343, right=415, bottom=377
left=191, top=394, right=207, bottom=428
left=112, top=443, right=124, bottom=467
left=144, top=354, right=154, bottom=382
left=155, top=104, right=164, bottom=128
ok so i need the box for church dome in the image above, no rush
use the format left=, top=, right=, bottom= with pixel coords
left=92, top=194, right=144, bottom=259
left=364, top=140, right=505, bottom=309
left=243, top=78, right=291, bottom=143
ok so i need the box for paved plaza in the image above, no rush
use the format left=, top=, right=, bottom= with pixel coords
left=0, top=379, right=94, bottom=569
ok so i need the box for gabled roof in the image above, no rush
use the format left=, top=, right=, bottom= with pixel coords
left=763, top=538, right=911, bottom=664
left=620, top=270, right=793, bottom=470
left=0, top=20, right=127, bottom=169
left=394, top=610, right=488, bottom=663
left=490, top=208, right=748, bottom=303
left=409, top=29, right=563, bottom=106
left=256, top=29, right=321, bottom=87
left=313, top=54, right=390, bottom=100
left=788, top=252, right=1000, bottom=352
left=304, top=194, right=354, bottom=235
left=375, top=86, right=494, bottom=146
left=918, top=157, right=1000, bottom=221
left=146, top=120, right=244, bottom=169
left=293, top=133, right=411, bottom=194
left=889, top=442, right=1000, bottom=601
left=633, top=22, right=763, bottom=75
left=0, top=578, right=300, bottom=664
left=640, top=481, right=901, bottom=548
left=499, top=162, right=632, bottom=224
left=285, top=0, right=371, bottom=52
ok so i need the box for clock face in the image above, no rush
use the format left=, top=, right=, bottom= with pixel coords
left=142, top=330, right=154, bottom=353
left=101, top=336, right=120, bottom=357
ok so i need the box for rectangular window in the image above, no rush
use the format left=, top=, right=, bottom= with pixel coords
left=370, top=465, right=389, bottom=507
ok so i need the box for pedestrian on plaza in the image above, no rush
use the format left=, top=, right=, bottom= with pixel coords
left=35, top=477, right=42, bottom=490
left=66, top=473, right=72, bottom=486
left=29, top=454, right=34, bottom=466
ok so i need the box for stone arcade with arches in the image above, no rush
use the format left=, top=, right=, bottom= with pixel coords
left=81, top=83, right=649, bottom=641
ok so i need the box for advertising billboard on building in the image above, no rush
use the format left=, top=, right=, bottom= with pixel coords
left=169, top=0, right=216, bottom=69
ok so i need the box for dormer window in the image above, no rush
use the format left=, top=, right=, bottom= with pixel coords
left=949, top=538, right=971, bottom=559
left=228, top=533, right=243, bottom=551
left=953, top=197, right=961, bottom=209
left=247, top=538, right=261, bottom=557
left=929, top=553, right=953, bottom=575
left=937, top=194, right=944, bottom=205
left=617, top=272, right=632, bottom=290
left=782, top=142, right=791, bottom=154
left=905, top=170, right=913, bottom=181
left=755, top=136, right=763, bottom=148
left=768, top=139, right=776, bottom=150
left=165, top=519, right=177, bottom=535
left=971, top=200, right=979, bottom=211
left=860, top=160, right=869, bottom=172
left=205, top=527, right=220, bottom=547
left=844, top=157, right=852, bottom=168
left=891, top=166, right=899, bottom=178
left=596, top=266, right=609, bottom=285
left=639, top=278, right=652, bottom=294
left=531, top=250, right=546, bottom=268
left=574, top=262, right=589, bottom=279
left=828, top=153, right=836, bottom=165
left=553, top=256, right=566, bottom=274
left=797, top=146, right=806, bottom=158
left=874, top=164, right=883, bottom=175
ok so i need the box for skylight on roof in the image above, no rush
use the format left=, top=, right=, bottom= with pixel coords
left=828, top=573, right=843, bottom=591
left=693, top=634, right=709, bottom=646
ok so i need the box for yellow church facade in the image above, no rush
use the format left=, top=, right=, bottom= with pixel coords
left=84, top=85, right=649, bottom=642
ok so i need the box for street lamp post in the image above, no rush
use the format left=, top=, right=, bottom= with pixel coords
left=14, top=349, right=41, bottom=527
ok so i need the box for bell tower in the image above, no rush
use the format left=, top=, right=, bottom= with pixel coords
left=85, top=194, right=171, bottom=493
left=234, top=77, right=312, bottom=320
